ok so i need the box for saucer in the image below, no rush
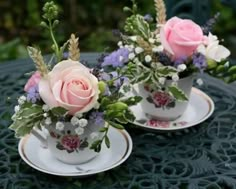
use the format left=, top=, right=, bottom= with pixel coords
left=130, top=87, right=215, bottom=131
left=18, top=127, right=132, bottom=177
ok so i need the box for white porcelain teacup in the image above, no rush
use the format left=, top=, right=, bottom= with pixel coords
left=133, top=75, right=194, bottom=121
left=31, top=121, right=104, bottom=165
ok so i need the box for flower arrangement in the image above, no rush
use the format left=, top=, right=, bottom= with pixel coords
left=101, top=0, right=236, bottom=102
left=9, top=1, right=141, bottom=153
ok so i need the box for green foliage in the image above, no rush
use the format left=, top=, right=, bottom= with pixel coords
left=168, top=86, right=188, bottom=101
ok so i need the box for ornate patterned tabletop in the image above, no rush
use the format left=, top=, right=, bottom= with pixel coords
left=1, top=53, right=236, bottom=189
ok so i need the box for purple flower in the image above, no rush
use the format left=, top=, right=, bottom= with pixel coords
left=27, top=85, right=41, bottom=103
left=89, top=112, right=105, bottom=126
left=101, top=72, right=128, bottom=88
left=192, top=53, right=207, bottom=72
left=174, top=56, right=187, bottom=67
left=143, top=14, right=153, bottom=22
left=102, top=48, right=129, bottom=68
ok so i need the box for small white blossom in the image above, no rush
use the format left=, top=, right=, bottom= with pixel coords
left=74, top=112, right=83, bottom=118
left=152, top=46, right=164, bottom=53
left=196, top=78, right=204, bottom=86
left=56, top=121, right=64, bottom=131
left=14, top=105, right=20, bottom=113
left=79, top=119, right=88, bottom=127
left=94, top=102, right=100, bottom=109
left=124, top=45, right=129, bottom=49
left=158, top=77, right=166, bottom=85
left=71, top=116, right=80, bottom=126
left=43, top=113, right=48, bottom=118
left=42, top=104, right=50, bottom=112
left=135, top=47, right=144, bottom=54
left=148, top=38, right=155, bottom=44
left=145, top=55, right=152, bottom=62
left=75, top=127, right=84, bottom=135
left=129, top=53, right=135, bottom=60
left=18, top=96, right=26, bottom=105
left=177, top=64, right=187, bottom=72
left=130, top=36, right=137, bottom=41
left=90, top=132, right=99, bottom=140
left=11, top=114, right=16, bottom=121
left=172, top=74, right=179, bottom=82
left=45, top=117, right=52, bottom=125
left=117, top=41, right=123, bottom=47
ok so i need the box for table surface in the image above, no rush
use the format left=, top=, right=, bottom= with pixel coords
left=1, top=53, right=236, bottom=189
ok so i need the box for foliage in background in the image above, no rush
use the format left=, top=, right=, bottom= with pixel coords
left=0, top=0, right=235, bottom=62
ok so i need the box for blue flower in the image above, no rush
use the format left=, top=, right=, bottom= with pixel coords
left=192, top=53, right=207, bottom=72
left=174, top=56, right=187, bottom=67
left=89, top=112, right=105, bottom=126
left=27, top=85, right=40, bottom=103
left=101, top=72, right=128, bottom=88
left=102, top=48, right=129, bottom=68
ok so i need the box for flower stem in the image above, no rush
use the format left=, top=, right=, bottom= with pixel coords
left=49, top=21, right=61, bottom=62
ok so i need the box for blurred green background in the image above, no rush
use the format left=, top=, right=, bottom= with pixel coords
left=0, top=0, right=235, bottom=62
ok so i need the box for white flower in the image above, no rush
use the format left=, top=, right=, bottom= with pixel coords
left=129, top=53, right=135, bottom=60
left=43, top=113, right=48, bottom=118
left=117, top=41, right=123, bottom=47
left=158, top=77, right=166, bottom=85
left=135, top=47, right=144, bottom=54
left=197, top=33, right=230, bottom=62
left=56, top=121, right=64, bottom=131
left=152, top=46, right=164, bottom=53
left=74, top=112, right=83, bottom=118
left=145, top=55, right=152, bottom=62
left=148, top=38, right=155, bottom=44
left=14, top=105, right=20, bottom=113
left=177, top=64, right=187, bottom=72
left=90, top=132, right=99, bottom=140
left=75, top=127, right=84, bottom=135
left=18, top=96, right=26, bottom=105
left=42, top=104, right=50, bottom=112
left=94, top=102, right=100, bottom=109
left=172, top=74, right=179, bottom=82
left=45, top=117, right=52, bottom=125
left=79, top=119, right=88, bottom=127
left=130, top=36, right=137, bottom=41
left=71, top=116, right=80, bottom=126
left=196, top=78, right=204, bottom=86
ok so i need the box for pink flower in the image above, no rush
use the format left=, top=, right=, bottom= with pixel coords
left=61, top=135, right=80, bottom=151
left=147, top=120, right=170, bottom=128
left=152, top=91, right=172, bottom=107
left=160, top=17, right=206, bottom=60
left=38, top=60, right=99, bottom=115
left=24, top=71, right=41, bottom=92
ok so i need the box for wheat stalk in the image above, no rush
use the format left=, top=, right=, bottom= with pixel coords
left=154, top=0, right=166, bottom=32
left=27, top=46, right=48, bottom=77
left=68, top=33, right=80, bottom=61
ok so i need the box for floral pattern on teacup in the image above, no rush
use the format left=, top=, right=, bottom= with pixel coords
left=145, top=85, right=175, bottom=109
left=137, top=119, right=188, bottom=128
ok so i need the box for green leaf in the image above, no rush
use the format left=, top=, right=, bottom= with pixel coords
left=109, top=121, right=124, bottom=130
left=121, top=96, right=142, bottom=106
left=228, top=65, right=236, bottom=75
left=98, top=81, right=107, bottom=96
left=168, top=86, right=188, bottom=101
left=51, top=107, right=68, bottom=116
left=107, top=102, right=128, bottom=112
left=100, top=97, right=112, bottom=109
left=105, top=135, right=110, bottom=148
left=99, top=127, right=107, bottom=132
left=157, top=66, right=177, bottom=77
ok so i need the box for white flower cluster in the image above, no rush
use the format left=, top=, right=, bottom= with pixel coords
left=70, top=116, right=88, bottom=135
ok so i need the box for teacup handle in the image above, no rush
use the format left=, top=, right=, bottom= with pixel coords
left=31, top=128, right=48, bottom=148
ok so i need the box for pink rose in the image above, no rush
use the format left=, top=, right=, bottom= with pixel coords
left=160, top=17, right=205, bottom=60
left=24, top=71, right=41, bottom=92
left=38, top=60, right=99, bottom=115
left=152, top=91, right=172, bottom=107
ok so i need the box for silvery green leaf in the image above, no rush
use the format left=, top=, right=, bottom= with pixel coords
left=168, top=86, right=188, bottom=101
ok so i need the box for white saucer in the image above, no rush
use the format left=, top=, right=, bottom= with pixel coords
left=130, top=87, right=215, bottom=131
left=18, top=127, right=132, bottom=177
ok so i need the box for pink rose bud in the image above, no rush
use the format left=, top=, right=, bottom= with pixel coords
left=24, top=71, right=41, bottom=92
left=160, top=17, right=205, bottom=60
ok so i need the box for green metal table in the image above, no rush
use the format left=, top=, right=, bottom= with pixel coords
left=1, top=53, right=236, bottom=189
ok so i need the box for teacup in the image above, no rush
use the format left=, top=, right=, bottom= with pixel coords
left=31, top=121, right=104, bottom=165
left=133, top=75, right=194, bottom=121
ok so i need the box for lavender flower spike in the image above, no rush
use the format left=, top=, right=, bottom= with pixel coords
left=27, top=85, right=41, bottom=103
left=102, top=48, right=129, bottom=68
left=192, top=53, right=207, bottom=72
